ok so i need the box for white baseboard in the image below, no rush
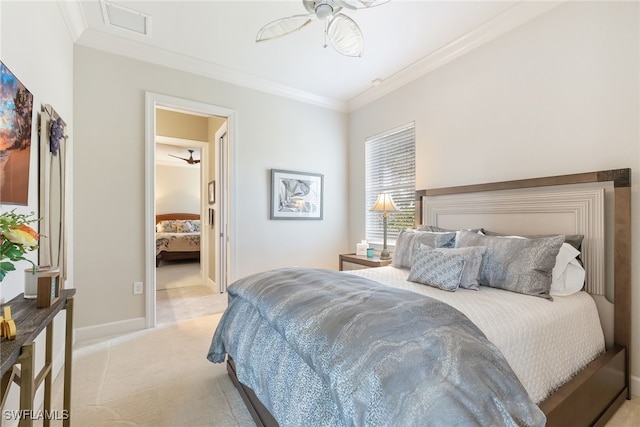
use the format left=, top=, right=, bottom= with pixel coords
left=75, top=317, right=146, bottom=342
left=206, top=277, right=217, bottom=292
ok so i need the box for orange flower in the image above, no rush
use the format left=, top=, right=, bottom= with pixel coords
left=5, top=224, right=39, bottom=248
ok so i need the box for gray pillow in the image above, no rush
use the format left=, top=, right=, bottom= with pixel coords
left=482, top=229, right=584, bottom=251
left=418, top=244, right=487, bottom=290
left=392, top=229, right=456, bottom=269
left=418, top=225, right=484, bottom=234
left=408, top=246, right=466, bottom=291
left=457, top=231, right=564, bottom=299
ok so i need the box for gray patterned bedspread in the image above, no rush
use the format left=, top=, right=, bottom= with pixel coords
left=207, top=268, right=545, bottom=426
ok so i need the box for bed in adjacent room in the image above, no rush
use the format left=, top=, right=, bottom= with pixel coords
left=207, top=169, right=631, bottom=427
left=155, top=213, right=201, bottom=267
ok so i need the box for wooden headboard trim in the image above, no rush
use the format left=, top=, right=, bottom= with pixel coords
left=155, top=213, right=200, bottom=224
left=415, top=168, right=631, bottom=397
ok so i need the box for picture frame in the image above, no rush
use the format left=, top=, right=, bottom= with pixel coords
left=0, top=61, right=34, bottom=205
left=208, top=180, right=215, bottom=204
left=270, top=169, right=323, bottom=220
left=209, top=207, right=215, bottom=229
left=36, top=271, right=60, bottom=308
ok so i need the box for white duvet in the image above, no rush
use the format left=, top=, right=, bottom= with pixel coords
left=346, top=266, right=605, bottom=404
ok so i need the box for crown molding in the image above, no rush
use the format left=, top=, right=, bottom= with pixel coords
left=57, top=0, right=87, bottom=42
left=347, top=1, right=563, bottom=112
left=60, top=1, right=563, bottom=114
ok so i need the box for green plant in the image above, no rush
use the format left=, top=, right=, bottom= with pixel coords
left=0, top=210, right=40, bottom=282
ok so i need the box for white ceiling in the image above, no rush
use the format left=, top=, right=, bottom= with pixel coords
left=65, top=0, right=561, bottom=111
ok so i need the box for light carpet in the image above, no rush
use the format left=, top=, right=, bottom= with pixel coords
left=156, top=260, right=202, bottom=291
left=46, top=313, right=253, bottom=427
left=156, top=285, right=228, bottom=326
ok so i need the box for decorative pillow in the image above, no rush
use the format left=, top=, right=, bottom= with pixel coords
left=418, top=244, right=487, bottom=290
left=408, top=246, right=466, bottom=291
left=550, top=243, right=586, bottom=296
left=392, top=229, right=457, bottom=269
left=482, top=229, right=584, bottom=251
left=418, top=225, right=483, bottom=246
left=156, top=220, right=178, bottom=233
left=176, top=219, right=201, bottom=233
left=418, top=225, right=484, bottom=234
left=479, top=237, right=586, bottom=295
left=457, top=231, right=564, bottom=299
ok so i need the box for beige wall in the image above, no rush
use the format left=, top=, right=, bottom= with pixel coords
left=74, top=46, right=349, bottom=330
left=156, top=109, right=209, bottom=141
left=348, top=1, right=640, bottom=389
left=155, top=165, right=200, bottom=214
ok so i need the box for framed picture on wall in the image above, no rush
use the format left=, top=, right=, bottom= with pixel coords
left=270, top=169, right=323, bottom=220
left=0, top=61, right=34, bottom=205
left=208, top=180, right=215, bottom=204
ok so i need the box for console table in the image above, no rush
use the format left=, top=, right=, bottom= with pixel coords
left=0, top=289, right=75, bottom=427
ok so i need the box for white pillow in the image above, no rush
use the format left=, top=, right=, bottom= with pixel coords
left=550, top=243, right=586, bottom=296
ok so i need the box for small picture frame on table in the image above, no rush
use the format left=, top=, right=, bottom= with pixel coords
left=36, top=271, right=60, bottom=308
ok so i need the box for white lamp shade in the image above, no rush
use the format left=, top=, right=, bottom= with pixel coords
left=370, top=193, right=399, bottom=212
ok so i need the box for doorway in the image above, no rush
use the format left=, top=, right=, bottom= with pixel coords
left=144, top=92, right=235, bottom=328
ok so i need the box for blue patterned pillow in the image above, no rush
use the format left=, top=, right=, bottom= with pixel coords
left=408, top=246, right=466, bottom=291
left=392, top=230, right=457, bottom=269
left=417, top=244, right=487, bottom=290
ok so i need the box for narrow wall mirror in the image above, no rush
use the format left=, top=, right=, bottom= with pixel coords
left=39, top=104, right=67, bottom=282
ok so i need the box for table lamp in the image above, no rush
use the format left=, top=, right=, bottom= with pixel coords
left=370, top=193, right=399, bottom=260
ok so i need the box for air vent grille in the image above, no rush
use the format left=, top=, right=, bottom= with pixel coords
left=101, top=1, right=151, bottom=36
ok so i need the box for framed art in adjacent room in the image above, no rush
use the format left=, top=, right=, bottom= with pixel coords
left=208, top=180, right=215, bottom=204
left=270, top=169, right=323, bottom=220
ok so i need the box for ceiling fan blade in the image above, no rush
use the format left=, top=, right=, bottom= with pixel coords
left=256, top=14, right=314, bottom=42
left=336, top=0, right=389, bottom=10
left=327, top=13, right=364, bottom=57
left=168, top=154, right=188, bottom=161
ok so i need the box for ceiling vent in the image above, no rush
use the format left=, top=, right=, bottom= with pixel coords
left=100, top=1, right=151, bottom=36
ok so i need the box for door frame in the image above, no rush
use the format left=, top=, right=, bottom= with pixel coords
left=144, top=92, right=237, bottom=328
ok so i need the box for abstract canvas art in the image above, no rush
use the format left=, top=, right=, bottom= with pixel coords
left=270, top=169, right=323, bottom=220
left=0, top=61, right=34, bottom=205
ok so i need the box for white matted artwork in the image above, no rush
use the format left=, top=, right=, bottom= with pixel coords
left=270, top=169, right=323, bottom=220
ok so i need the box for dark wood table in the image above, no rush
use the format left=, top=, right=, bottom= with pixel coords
left=1, top=289, right=75, bottom=427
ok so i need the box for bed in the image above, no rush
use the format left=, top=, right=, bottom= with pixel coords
left=208, top=169, right=631, bottom=426
left=155, top=213, right=201, bottom=267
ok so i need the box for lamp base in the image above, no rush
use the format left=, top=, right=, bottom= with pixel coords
left=380, top=249, right=391, bottom=260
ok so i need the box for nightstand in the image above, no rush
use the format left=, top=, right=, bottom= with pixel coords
left=339, top=253, right=392, bottom=271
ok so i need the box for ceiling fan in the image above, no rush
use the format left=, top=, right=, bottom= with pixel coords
left=256, top=0, right=389, bottom=57
left=169, top=149, right=200, bottom=165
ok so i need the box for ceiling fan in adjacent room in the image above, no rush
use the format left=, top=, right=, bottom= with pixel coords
left=169, top=149, right=200, bottom=165
left=256, top=0, right=389, bottom=57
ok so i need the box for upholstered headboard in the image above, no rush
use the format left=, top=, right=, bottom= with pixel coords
left=415, top=168, right=631, bottom=365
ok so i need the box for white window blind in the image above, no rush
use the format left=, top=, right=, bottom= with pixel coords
left=365, top=122, right=416, bottom=246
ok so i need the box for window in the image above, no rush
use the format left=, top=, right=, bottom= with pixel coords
left=365, top=122, right=416, bottom=247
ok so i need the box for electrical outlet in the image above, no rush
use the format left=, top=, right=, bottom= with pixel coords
left=133, top=282, right=143, bottom=295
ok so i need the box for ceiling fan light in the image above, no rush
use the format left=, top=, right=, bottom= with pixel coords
left=315, top=3, right=334, bottom=20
